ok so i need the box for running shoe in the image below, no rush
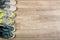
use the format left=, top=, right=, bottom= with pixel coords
left=0, top=0, right=16, bottom=5
left=3, top=18, right=15, bottom=25
left=2, top=25, right=15, bottom=32
left=3, top=11, right=16, bottom=18
left=5, top=0, right=16, bottom=5
left=4, top=5, right=16, bottom=11
left=1, top=32, right=15, bottom=39
left=0, top=18, right=15, bottom=25
left=0, top=10, right=16, bottom=18
left=0, top=5, right=16, bottom=11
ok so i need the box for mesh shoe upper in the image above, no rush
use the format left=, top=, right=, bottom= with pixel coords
left=2, top=26, right=14, bottom=32
left=1, top=32, right=14, bottom=38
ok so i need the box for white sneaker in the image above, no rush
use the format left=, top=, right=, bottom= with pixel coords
left=5, top=0, right=16, bottom=5
left=3, top=11, right=16, bottom=18
left=2, top=18, right=15, bottom=25
left=4, top=5, right=16, bottom=11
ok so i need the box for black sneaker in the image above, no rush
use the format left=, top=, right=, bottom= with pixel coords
left=2, top=25, right=15, bottom=32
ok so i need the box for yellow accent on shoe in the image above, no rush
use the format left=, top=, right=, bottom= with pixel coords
left=0, top=12, right=3, bottom=18
left=0, top=18, right=2, bottom=23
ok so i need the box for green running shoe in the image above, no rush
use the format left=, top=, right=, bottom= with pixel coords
left=0, top=10, right=16, bottom=18
left=3, top=10, right=16, bottom=18
left=0, top=18, right=15, bottom=25
left=3, top=18, right=15, bottom=25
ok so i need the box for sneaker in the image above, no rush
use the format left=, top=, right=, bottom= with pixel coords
left=0, top=0, right=16, bottom=5
left=5, top=0, right=16, bottom=5
left=3, top=11, right=16, bottom=18
left=0, top=10, right=16, bottom=18
left=0, top=5, right=16, bottom=11
left=0, top=18, right=15, bottom=25
left=3, top=18, right=15, bottom=25
left=2, top=25, right=15, bottom=32
left=1, top=32, right=15, bottom=39
left=4, top=5, right=16, bottom=11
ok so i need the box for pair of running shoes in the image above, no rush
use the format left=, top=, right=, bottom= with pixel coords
left=0, top=0, right=16, bottom=39
left=0, top=25, right=15, bottom=39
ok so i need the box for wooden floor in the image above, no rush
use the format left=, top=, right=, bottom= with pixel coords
left=1, top=0, right=60, bottom=40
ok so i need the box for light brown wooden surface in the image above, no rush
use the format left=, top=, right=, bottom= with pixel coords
left=1, top=0, right=60, bottom=40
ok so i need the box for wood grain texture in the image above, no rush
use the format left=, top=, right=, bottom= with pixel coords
left=1, top=0, right=60, bottom=40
